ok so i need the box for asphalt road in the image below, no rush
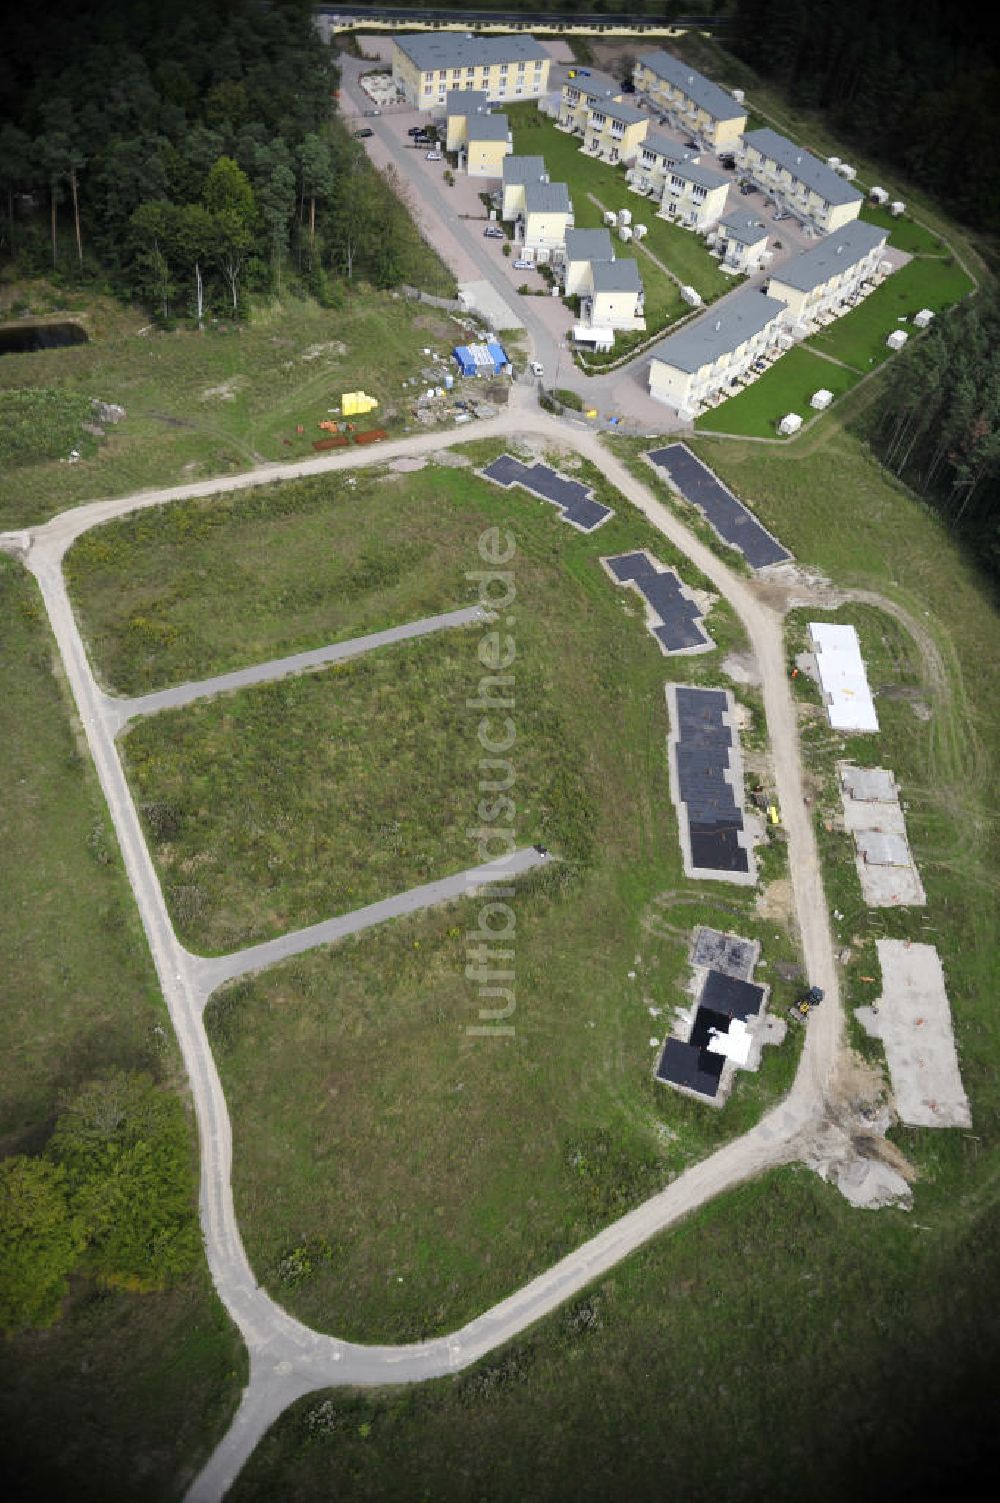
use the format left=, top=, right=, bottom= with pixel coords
left=104, top=605, right=488, bottom=731
left=4, top=405, right=845, bottom=1502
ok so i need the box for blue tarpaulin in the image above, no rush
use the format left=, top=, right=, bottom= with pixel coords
left=452, top=341, right=510, bottom=377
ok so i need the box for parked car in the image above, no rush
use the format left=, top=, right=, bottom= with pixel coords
left=354, top=128, right=374, bottom=138
left=529, top=361, right=544, bottom=378
left=512, top=258, right=533, bottom=270
left=407, top=126, right=424, bottom=137
left=683, top=138, right=697, bottom=148
left=657, top=115, right=667, bottom=125
left=739, top=182, right=754, bottom=195
left=483, top=226, right=504, bottom=238
left=363, top=108, right=380, bottom=118
left=720, top=155, right=737, bottom=171
left=425, top=150, right=442, bottom=161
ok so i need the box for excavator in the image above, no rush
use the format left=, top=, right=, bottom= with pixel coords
left=788, top=986, right=824, bottom=1023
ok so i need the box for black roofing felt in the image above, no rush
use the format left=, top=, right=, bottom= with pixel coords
left=482, top=454, right=612, bottom=532
left=605, top=550, right=711, bottom=654
left=671, top=686, right=749, bottom=876
left=700, top=968, right=765, bottom=1019
left=656, top=1036, right=724, bottom=1097
left=646, top=444, right=791, bottom=570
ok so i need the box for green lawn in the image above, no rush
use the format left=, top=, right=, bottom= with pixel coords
left=229, top=1168, right=1000, bottom=1503
left=0, top=559, right=245, bottom=1499
left=0, top=288, right=461, bottom=529
left=695, top=345, right=861, bottom=437
left=860, top=204, right=946, bottom=256
left=66, top=468, right=479, bottom=696
left=806, top=256, right=974, bottom=372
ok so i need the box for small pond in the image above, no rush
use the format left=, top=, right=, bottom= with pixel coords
left=0, top=321, right=89, bottom=356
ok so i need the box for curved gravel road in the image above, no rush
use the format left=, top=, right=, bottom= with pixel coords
left=4, top=404, right=843, bottom=1502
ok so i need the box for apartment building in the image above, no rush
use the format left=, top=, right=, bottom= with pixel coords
left=583, top=97, right=648, bottom=166
left=559, top=70, right=622, bottom=135
left=464, top=114, right=513, bottom=178
left=628, top=134, right=728, bottom=229
left=392, top=33, right=550, bottom=108
left=714, top=211, right=769, bottom=272
left=765, top=219, right=888, bottom=330
left=587, top=258, right=645, bottom=331
left=445, top=90, right=489, bottom=152
left=648, top=289, right=787, bottom=416
left=519, top=180, right=574, bottom=263
left=501, top=156, right=548, bottom=221
left=739, top=128, right=863, bottom=233
left=633, top=50, right=746, bottom=150
left=563, top=227, right=615, bottom=297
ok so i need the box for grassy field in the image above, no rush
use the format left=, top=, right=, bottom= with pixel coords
left=227, top=1167, right=1000, bottom=1503
left=114, top=454, right=790, bottom=961
left=0, top=559, right=245, bottom=1499
left=860, top=204, right=946, bottom=256
left=695, top=345, right=861, bottom=437
left=0, top=287, right=462, bottom=529
left=806, top=256, right=974, bottom=373
left=506, top=105, right=731, bottom=307
left=65, top=468, right=479, bottom=696
left=82, top=444, right=809, bottom=1339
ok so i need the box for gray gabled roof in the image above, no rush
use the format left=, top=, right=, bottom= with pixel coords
left=651, top=289, right=787, bottom=374
left=589, top=97, right=646, bottom=127
left=503, top=155, right=547, bottom=187
left=768, top=219, right=887, bottom=292
left=447, top=89, right=489, bottom=117
left=467, top=113, right=510, bottom=143
left=639, top=50, right=746, bottom=124
left=567, top=69, right=621, bottom=102
left=718, top=211, right=768, bottom=245
left=565, top=227, right=614, bottom=264
left=592, top=258, right=643, bottom=294
left=663, top=157, right=728, bottom=193
left=524, top=180, right=571, bottom=215
left=639, top=131, right=693, bottom=165
left=742, top=128, right=864, bottom=208
left=394, top=33, right=549, bottom=72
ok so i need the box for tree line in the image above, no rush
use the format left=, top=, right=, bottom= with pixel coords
left=730, top=0, right=1000, bottom=236
left=871, top=289, right=1000, bottom=583
left=1, top=1071, right=201, bottom=1332
left=0, top=0, right=447, bottom=319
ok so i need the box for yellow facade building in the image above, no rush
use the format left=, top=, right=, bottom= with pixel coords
left=648, top=289, right=787, bottom=416
left=739, top=129, right=863, bottom=234
left=465, top=114, right=513, bottom=179
left=559, top=71, right=622, bottom=136
left=583, top=97, right=648, bottom=166
left=633, top=50, right=746, bottom=151
left=392, top=33, right=550, bottom=110
left=519, top=180, right=574, bottom=264
left=764, top=220, right=888, bottom=330
left=445, top=90, right=489, bottom=153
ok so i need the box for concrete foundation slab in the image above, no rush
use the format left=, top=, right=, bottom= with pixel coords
left=856, top=940, right=971, bottom=1129
left=839, top=763, right=925, bottom=908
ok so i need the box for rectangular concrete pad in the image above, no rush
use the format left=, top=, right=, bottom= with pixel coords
left=842, top=766, right=897, bottom=802
left=645, top=443, right=791, bottom=570
left=864, top=940, right=971, bottom=1128
left=839, top=762, right=925, bottom=908
left=691, top=927, right=758, bottom=979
